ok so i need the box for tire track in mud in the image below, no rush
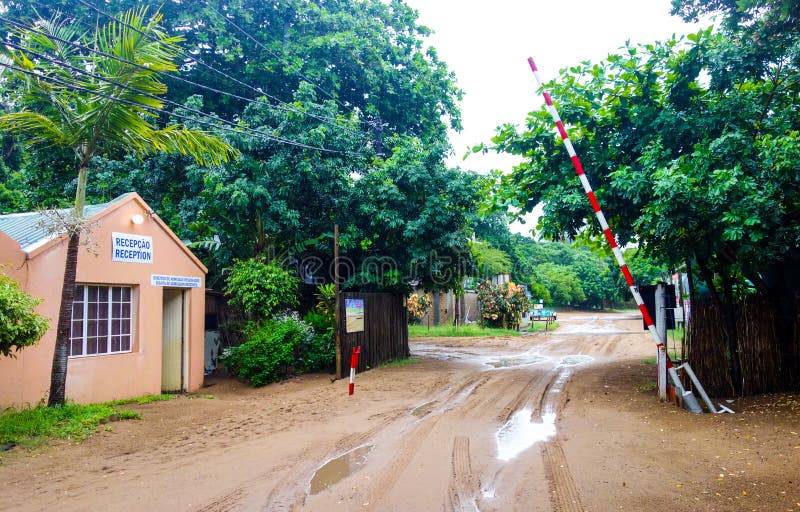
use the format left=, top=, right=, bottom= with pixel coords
left=542, top=440, right=584, bottom=512
left=363, top=374, right=490, bottom=508
left=265, top=373, right=489, bottom=510
left=261, top=406, right=411, bottom=511
left=539, top=368, right=585, bottom=512
left=447, top=436, right=479, bottom=512
left=496, top=371, right=551, bottom=423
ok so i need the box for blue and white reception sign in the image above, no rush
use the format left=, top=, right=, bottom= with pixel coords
left=112, top=232, right=153, bottom=264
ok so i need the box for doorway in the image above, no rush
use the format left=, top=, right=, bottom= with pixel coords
left=161, top=288, right=187, bottom=393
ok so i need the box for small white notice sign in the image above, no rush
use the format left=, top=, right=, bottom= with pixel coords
left=151, top=274, right=202, bottom=288
left=112, top=232, right=153, bottom=264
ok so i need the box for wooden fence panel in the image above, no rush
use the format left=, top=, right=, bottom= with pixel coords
left=338, top=292, right=409, bottom=376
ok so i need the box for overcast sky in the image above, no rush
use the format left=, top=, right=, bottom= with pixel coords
left=403, top=0, right=711, bottom=234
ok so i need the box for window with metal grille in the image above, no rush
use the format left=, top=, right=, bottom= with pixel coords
left=69, top=285, right=132, bottom=357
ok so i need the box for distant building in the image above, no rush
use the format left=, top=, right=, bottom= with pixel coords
left=0, top=193, right=207, bottom=406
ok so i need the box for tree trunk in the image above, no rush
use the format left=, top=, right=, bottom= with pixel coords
left=47, top=231, right=80, bottom=407
left=48, top=163, right=87, bottom=407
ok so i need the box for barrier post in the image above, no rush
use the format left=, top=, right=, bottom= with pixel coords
left=348, top=346, right=361, bottom=396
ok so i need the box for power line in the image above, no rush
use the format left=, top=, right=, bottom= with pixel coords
left=1, top=10, right=368, bottom=140
left=0, top=59, right=364, bottom=155
left=197, top=0, right=347, bottom=110
left=1, top=39, right=363, bottom=154
left=70, top=0, right=364, bottom=135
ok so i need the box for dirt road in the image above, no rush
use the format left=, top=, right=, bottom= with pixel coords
left=1, top=311, right=798, bottom=511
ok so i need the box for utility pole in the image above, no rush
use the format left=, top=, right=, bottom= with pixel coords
left=334, top=224, right=342, bottom=380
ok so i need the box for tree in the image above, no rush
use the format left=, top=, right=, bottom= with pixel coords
left=14, top=0, right=462, bottom=146
left=346, top=136, right=478, bottom=293
left=0, top=269, right=49, bottom=357
left=224, top=259, right=300, bottom=320
left=0, top=8, right=237, bottom=406
left=469, top=240, right=512, bottom=278
left=488, top=6, right=800, bottom=392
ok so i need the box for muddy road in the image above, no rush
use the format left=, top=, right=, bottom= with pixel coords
left=2, top=311, right=798, bottom=511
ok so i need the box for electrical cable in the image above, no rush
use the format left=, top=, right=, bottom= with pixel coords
left=1, top=39, right=362, bottom=154
left=0, top=12, right=368, bottom=140
left=70, top=0, right=364, bottom=133
left=0, top=59, right=364, bottom=155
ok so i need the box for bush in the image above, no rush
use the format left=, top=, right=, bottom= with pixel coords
left=477, top=280, right=531, bottom=329
left=406, top=293, right=431, bottom=324
left=224, top=259, right=299, bottom=320
left=220, top=314, right=334, bottom=386
left=0, top=268, right=49, bottom=357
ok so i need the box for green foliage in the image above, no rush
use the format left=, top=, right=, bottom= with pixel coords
left=224, top=259, right=299, bottom=320
left=0, top=269, right=49, bottom=357
left=408, top=324, right=522, bottom=338
left=536, top=263, right=586, bottom=306
left=477, top=281, right=532, bottom=329
left=486, top=17, right=800, bottom=308
left=313, top=283, right=336, bottom=328
left=0, top=402, right=139, bottom=448
left=469, top=240, right=512, bottom=277
left=220, top=314, right=333, bottom=386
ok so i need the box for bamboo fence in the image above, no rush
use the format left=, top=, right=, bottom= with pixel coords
left=688, top=296, right=800, bottom=396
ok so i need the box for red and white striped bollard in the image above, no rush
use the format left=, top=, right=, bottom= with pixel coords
left=348, top=346, right=361, bottom=396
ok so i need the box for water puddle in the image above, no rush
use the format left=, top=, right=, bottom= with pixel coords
left=496, top=408, right=556, bottom=461
left=486, top=353, right=548, bottom=369
left=309, top=444, right=374, bottom=495
left=410, top=400, right=437, bottom=418
left=558, top=355, right=594, bottom=367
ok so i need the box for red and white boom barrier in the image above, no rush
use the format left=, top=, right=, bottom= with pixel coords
left=527, top=57, right=672, bottom=367
left=348, top=346, right=361, bottom=396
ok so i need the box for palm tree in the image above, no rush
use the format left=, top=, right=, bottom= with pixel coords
left=0, top=7, right=239, bottom=406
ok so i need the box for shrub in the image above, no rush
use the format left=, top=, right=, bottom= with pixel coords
left=220, top=314, right=334, bottom=385
left=224, top=259, right=299, bottom=320
left=477, top=280, right=531, bottom=329
left=406, top=293, right=431, bottom=324
left=0, top=268, right=49, bottom=357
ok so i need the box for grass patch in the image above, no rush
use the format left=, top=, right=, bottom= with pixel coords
left=641, top=350, right=681, bottom=365
left=527, top=321, right=559, bottom=333
left=380, top=357, right=419, bottom=368
left=0, top=402, right=140, bottom=449
left=408, top=324, right=521, bottom=338
left=187, top=394, right=216, bottom=400
left=106, top=394, right=174, bottom=406
left=635, top=381, right=658, bottom=392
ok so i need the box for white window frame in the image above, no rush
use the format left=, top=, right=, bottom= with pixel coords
left=69, top=284, right=133, bottom=357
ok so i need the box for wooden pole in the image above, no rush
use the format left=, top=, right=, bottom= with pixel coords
left=334, top=224, right=342, bottom=379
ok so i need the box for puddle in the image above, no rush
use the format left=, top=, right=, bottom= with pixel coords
left=486, top=354, right=548, bottom=369
left=496, top=408, right=556, bottom=461
left=309, top=444, right=374, bottom=495
left=558, top=355, right=594, bottom=367
left=410, top=400, right=437, bottom=418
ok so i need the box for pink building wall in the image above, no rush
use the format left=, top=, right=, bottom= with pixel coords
left=0, top=194, right=206, bottom=406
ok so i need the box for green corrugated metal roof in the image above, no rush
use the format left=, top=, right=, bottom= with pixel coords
left=0, top=194, right=130, bottom=251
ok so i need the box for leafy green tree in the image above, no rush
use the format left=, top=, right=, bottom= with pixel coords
left=536, top=263, right=585, bottom=307
left=570, top=250, right=618, bottom=309
left=224, top=259, right=300, bottom=320
left=488, top=4, right=800, bottom=391
left=15, top=0, right=461, bottom=145
left=346, top=135, right=478, bottom=293
left=469, top=240, right=512, bottom=278
left=0, top=8, right=237, bottom=406
left=0, top=269, right=49, bottom=357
